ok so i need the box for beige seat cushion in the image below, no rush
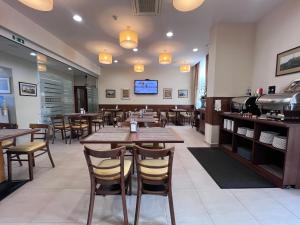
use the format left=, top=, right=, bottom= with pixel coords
left=139, top=159, right=169, bottom=180
left=71, top=124, right=88, bottom=129
left=94, top=159, right=132, bottom=180
left=92, top=119, right=103, bottom=123
left=7, top=141, right=46, bottom=153
left=54, top=124, right=70, bottom=129
left=2, top=139, right=14, bottom=148
left=141, top=143, right=165, bottom=149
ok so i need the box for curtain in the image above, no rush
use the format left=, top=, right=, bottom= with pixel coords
left=193, top=63, right=200, bottom=108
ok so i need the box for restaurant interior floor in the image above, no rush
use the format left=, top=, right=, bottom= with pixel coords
left=0, top=126, right=300, bottom=225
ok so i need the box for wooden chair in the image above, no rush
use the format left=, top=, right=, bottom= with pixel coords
left=51, top=115, right=70, bottom=144
left=92, top=112, right=104, bottom=132
left=134, top=145, right=176, bottom=225
left=6, top=124, right=55, bottom=181
left=103, top=111, right=112, bottom=125
left=0, top=123, right=22, bottom=166
left=167, top=111, right=176, bottom=124
left=68, top=115, right=89, bottom=144
left=84, top=145, right=132, bottom=225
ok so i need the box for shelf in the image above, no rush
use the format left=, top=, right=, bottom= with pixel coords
left=234, top=133, right=254, bottom=142
left=221, top=144, right=233, bottom=151
left=255, top=141, right=287, bottom=154
left=220, top=128, right=233, bottom=134
left=258, top=164, right=283, bottom=179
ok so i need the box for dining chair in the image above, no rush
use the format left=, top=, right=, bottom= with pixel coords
left=167, top=111, right=176, bottom=125
left=6, top=124, right=55, bottom=181
left=92, top=112, right=104, bottom=132
left=134, top=145, right=176, bottom=225
left=103, top=111, right=112, bottom=125
left=68, top=115, right=89, bottom=144
left=51, top=115, right=70, bottom=144
left=84, top=145, right=132, bottom=225
left=0, top=123, right=22, bottom=166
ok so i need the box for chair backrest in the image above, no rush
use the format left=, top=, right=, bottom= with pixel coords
left=68, top=115, right=85, bottom=128
left=84, top=145, right=126, bottom=182
left=0, top=123, right=18, bottom=129
left=134, top=145, right=175, bottom=183
left=50, top=115, right=66, bottom=127
left=29, top=124, right=50, bottom=143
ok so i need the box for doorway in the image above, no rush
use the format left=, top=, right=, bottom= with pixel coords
left=74, top=86, right=88, bottom=113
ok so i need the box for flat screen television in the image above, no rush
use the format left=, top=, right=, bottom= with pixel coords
left=134, top=80, right=158, bottom=95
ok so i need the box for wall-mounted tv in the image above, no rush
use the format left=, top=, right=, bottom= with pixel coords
left=134, top=80, right=158, bottom=95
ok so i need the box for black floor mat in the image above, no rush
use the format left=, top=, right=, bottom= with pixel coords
left=188, top=147, right=275, bottom=189
left=0, top=180, right=28, bottom=201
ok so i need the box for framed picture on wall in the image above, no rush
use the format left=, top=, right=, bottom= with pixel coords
left=178, top=89, right=188, bottom=98
left=106, top=89, right=116, bottom=98
left=0, top=78, right=11, bottom=94
left=19, top=82, right=37, bottom=96
left=276, top=46, right=300, bottom=76
left=121, top=89, right=130, bottom=100
left=163, top=88, right=172, bottom=99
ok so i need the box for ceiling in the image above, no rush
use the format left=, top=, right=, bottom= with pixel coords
left=4, top=0, right=284, bottom=71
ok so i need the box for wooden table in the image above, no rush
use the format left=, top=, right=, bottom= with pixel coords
left=125, top=116, right=157, bottom=124
left=0, top=129, right=39, bottom=183
left=171, top=109, right=187, bottom=125
left=80, top=127, right=184, bottom=148
left=65, top=113, right=98, bottom=135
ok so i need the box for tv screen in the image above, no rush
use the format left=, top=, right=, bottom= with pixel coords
left=134, top=80, right=158, bottom=94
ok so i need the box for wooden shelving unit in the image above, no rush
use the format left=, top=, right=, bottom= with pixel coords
left=219, top=113, right=300, bottom=188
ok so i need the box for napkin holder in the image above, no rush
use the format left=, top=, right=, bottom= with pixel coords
left=130, top=121, right=138, bottom=133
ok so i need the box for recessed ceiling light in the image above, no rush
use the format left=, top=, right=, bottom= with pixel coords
left=30, top=52, right=37, bottom=56
left=73, top=14, right=83, bottom=22
left=133, top=48, right=138, bottom=52
left=114, top=60, right=118, bottom=63
left=166, top=31, right=174, bottom=38
left=193, top=48, right=199, bottom=52
left=68, top=67, right=72, bottom=71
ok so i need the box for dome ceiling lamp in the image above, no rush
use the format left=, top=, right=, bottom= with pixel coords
left=134, top=64, right=144, bottom=73
left=173, top=0, right=205, bottom=12
left=180, top=64, right=191, bottom=73
left=18, top=0, right=53, bottom=11
left=36, top=54, right=47, bottom=64
left=99, top=51, right=112, bottom=64
left=119, top=26, right=138, bottom=49
left=159, top=51, right=172, bottom=65
left=38, top=64, right=47, bottom=72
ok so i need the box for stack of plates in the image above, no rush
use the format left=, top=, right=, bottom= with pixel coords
left=237, top=127, right=247, bottom=135
left=246, top=129, right=254, bottom=139
left=272, top=136, right=287, bottom=150
left=259, top=131, right=278, bottom=144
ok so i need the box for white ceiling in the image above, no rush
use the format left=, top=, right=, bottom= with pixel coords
left=4, top=0, right=284, bottom=71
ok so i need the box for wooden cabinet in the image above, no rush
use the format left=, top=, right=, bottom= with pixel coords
left=219, top=113, right=300, bottom=188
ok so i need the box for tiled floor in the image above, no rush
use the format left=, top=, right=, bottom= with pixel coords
left=1, top=126, right=300, bottom=225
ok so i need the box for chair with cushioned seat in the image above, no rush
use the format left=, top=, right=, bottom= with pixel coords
left=68, top=115, right=89, bottom=144
left=134, top=145, right=176, bottom=225
left=84, top=145, right=132, bottom=225
left=92, top=112, right=104, bottom=132
left=167, top=111, right=176, bottom=125
left=6, top=124, right=55, bottom=181
left=51, top=115, right=70, bottom=144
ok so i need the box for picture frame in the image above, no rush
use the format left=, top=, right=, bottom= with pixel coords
left=121, top=89, right=130, bottom=100
left=0, top=77, right=11, bottom=94
left=106, top=89, right=116, bottom=98
left=276, top=46, right=300, bottom=76
left=19, top=82, right=37, bottom=96
left=178, top=89, right=188, bottom=98
left=163, top=88, right=172, bottom=99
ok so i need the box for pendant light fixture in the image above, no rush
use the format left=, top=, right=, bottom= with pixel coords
left=134, top=64, right=144, bottom=73
left=99, top=51, right=112, bottom=64
left=18, top=0, right=53, bottom=11
left=36, top=54, right=47, bottom=64
left=38, top=64, right=47, bottom=72
left=180, top=64, right=191, bottom=73
left=173, top=0, right=205, bottom=12
left=159, top=52, right=172, bottom=65
left=119, top=26, right=138, bottom=49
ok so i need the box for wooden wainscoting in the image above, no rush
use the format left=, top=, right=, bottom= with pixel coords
left=205, top=97, right=232, bottom=125
left=99, top=104, right=194, bottom=112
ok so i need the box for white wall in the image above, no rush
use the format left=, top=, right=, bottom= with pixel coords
left=99, top=66, right=194, bottom=105
left=0, top=52, right=40, bottom=128
left=207, top=23, right=256, bottom=97
left=252, top=0, right=300, bottom=93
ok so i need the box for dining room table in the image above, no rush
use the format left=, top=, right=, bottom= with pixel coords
left=0, top=128, right=40, bottom=183
left=170, top=108, right=188, bottom=125
left=80, top=127, right=184, bottom=148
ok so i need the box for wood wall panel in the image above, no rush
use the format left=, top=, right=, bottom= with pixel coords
left=205, top=97, right=232, bottom=125
left=99, top=104, right=194, bottom=112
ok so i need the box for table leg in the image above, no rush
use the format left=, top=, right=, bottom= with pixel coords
left=88, top=118, right=93, bottom=135
left=0, top=143, right=5, bottom=183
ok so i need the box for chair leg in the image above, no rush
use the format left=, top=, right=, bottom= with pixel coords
left=16, top=155, right=23, bottom=166
left=28, top=153, right=34, bottom=181
left=168, top=189, right=176, bottom=225
left=61, top=129, right=64, bottom=140
left=87, top=181, right=96, bottom=225
left=47, top=146, right=55, bottom=168
left=121, top=181, right=129, bottom=225
left=32, top=153, right=35, bottom=167
left=7, top=153, right=12, bottom=182
left=134, top=181, right=142, bottom=225
left=52, top=129, right=56, bottom=144
left=64, top=130, right=68, bottom=144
